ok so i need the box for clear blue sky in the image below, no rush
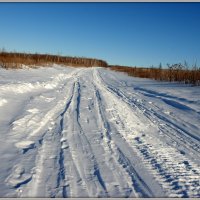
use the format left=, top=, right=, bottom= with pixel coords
left=0, top=3, right=200, bottom=67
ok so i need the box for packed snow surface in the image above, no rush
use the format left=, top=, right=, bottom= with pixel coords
left=0, top=65, right=200, bottom=197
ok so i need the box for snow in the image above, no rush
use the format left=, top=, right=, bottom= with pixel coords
left=0, top=65, right=200, bottom=197
left=0, top=98, right=7, bottom=107
left=15, top=141, right=35, bottom=150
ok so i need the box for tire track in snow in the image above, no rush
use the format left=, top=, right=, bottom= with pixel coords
left=98, top=70, right=200, bottom=157
left=3, top=67, right=200, bottom=197
left=93, top=72, right=162, bottom=197
left=63, top=79, right=108, bottom=197
left=56, top=78, right=99, bottom=197
left=94, top=68, right=200, bottom=197
left=23, top=71, right=86, bottom=197
left=5, top=71, right=81, bottom=197
left=132, top=137, right=200, bottom=197
left=94, top=86, right=145, bottom=197
left=134, top=87, right=200, bottom=112
left=86, top=85, right=134, bottom=197
left=20, top=69, right=103, bottom=197
left=105, top=84, right=200, bottom=157
left=68, top=70, right=137, bottom=197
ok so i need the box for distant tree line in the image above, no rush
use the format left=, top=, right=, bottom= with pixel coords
left=0, top=50, right=108, bottom=68
left=110, top=62, right=200, bottom=86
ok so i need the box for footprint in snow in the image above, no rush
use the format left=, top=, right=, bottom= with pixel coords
left=15, top=141, right=35, bottom=153
left=61, top=143, right=69, bottom=149
left=60, top=137, right=67, bottom=142
left=5, top=165, right=32, bottom=189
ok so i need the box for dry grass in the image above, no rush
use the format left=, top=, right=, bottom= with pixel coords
left=110, top=64, right=200, bottom=86
left=1, top=50, right=199, bottom=86
left=0, top=51, right=108, bottom=69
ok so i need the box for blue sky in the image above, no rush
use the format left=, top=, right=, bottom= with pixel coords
left=0, top=3, right=200, bottom=67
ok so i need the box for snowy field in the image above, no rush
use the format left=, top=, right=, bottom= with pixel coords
left=0, top=65, right=200, bottom=197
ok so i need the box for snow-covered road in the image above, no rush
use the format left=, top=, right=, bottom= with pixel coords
left=0, top=65, right=200, bottom=197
